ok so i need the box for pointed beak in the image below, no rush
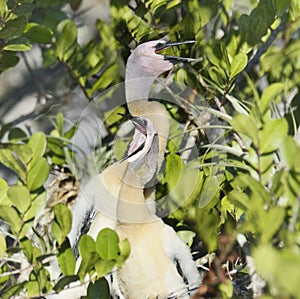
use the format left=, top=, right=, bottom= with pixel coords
left=118, top=113, right=147, bottom=135
left=155, top=40, right=195, bottom=52
left=154, top=40, right=195, bottom=64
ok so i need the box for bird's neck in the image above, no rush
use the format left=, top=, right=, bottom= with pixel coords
left=125, top=60, right=157, bottom=103
left=117, top=166, right=157, bottom=224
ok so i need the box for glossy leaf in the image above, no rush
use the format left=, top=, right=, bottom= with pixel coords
left=0, top=148, right=26, bottom=182
left=24, top=191, right=46, bottom=221
left=0, top=16, right=26, bottom=39
left=28, top=132, right=47, bottom=158
left=7, top=185, right=31, bottom=214
left=27, top=157, right=49, bottom=191
left=96, top=228, right=119, bottom=260
left=0, top=178, right=10, bottom=206
left=198, top=175, right=220, bottom=208
left=24, top=23, right=53, bottom=44
left=57, top=239, right=76, bottom=276
left=116, top=239, right=130, bottom=267
left=260, top=118, right=288, bottom=154
left=0, top=206, right=22, bottom=234
left=53, top=275, right=79, bottom=293
left=260, top=83, right=284, bottom=114
left=56, top=20, right=78, bottom=61
left=87, top=278, right=110, bottom=299
left=0, top=234, right=6, bottom=258
left=52, top=203, right=72, bottom=244
left=94, top=259, right=116, bottom=278
left=231, top=114, right=258, bottom=146
left=230, top=53, right=248, bottom=78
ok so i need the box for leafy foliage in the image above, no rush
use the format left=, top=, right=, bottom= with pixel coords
left=0, top=0, right=300, bottom=298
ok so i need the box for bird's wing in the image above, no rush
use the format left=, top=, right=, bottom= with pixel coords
left=160, top=225, right=201, bottom=288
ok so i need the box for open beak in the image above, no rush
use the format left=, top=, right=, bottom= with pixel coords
left=155, top=40, right=195, bottom=64
left=118, top=113, right=147, bottom=135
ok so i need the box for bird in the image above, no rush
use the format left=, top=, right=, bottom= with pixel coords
left=113, top=40, right=201, bottom=298
left=69, top=39, right=196, bottom=247
left=114, top=117, right=201, bottom=299
left=51, top=40, right=200, bottom=298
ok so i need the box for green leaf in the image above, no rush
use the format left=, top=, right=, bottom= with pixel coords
left=91, top=63, right=118, bottom=92
left=53, top=275, right=79, bottom=293
left=163, top=153, right=183, bottom=188
left=57, top=239, right=76, bottom=276
left=28, top=132, right=47, bottom=158
left=27, top=157, right=49, bottom=191
left=96, top=228, right=119, bottom=260
left=0, top=234, right=6, bottom=258
left=260, top=83, right=285, bottom=114
left=260, top=206, right=285, bottom=243
left=176, top=230, right=196, bottom=247
left=0, top=51, right=20, bottom=72
left=79, top=234, right=96, bottom=257
left=94, top=259, right=116, bottom=278
left=6, top=143, right=33, bottom=165
left=231, top=114, right=258, bottom=146
left=24, top=191, right=46, bottom=221
left=198, top=175, right=219, bottom=208
left=8, top=127, right=27, bottom=141
left=20, top=237, right=35, bottom=263
left=56, top=112, right=64, bottom=136
left=260, top=118, right=288, bottom=154
left=87, top=278, right=110, bottom=299
left=0, top=16, right=26, bottom=39
left=0, top=178, right=10, bottom=206
left=230, top=53, right=248, bottom=78
left=2, top=282, right=26, bottom=299
left=116, top=239, right=130, bottom=267
left=7, top=185, right=31, bottom=214
left=24, top=23, right=53, bottom=44
left=227, top=190, right=250, bottom=211
left=280, top=136, right=300, bottom=172
left=253, top=245, right=300, bottom=296
left=52, top=203, right=72, bottom=244
left=0, top=148, right=26, bottom=182
left=0, top=206, right=22, bottom=234
left=56, top=19, right=78, bottom=61
left=77, top=252, right=100, bottom=282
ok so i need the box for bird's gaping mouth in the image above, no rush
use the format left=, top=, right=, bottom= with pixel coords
left=118, top=113, right=148, bottom=162
left=154, top=40, right=195, bottom=64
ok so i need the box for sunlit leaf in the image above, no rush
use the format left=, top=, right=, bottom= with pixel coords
left=52, top=203, right=72, bottom=244
left=0, top=206, right=22, bottom=234
left=0, top=234, right=6, bottom=258
left=0, top=178, right=10, bottom=206
left=232, top=114, right=258, bottom=146
left=56, top=19, right=78, bottom=61
left=27, top=157, right=49, bottom=191
left=28, top=132, right=47, bottom=158
left=260, top=118, right=288, bottom=154
left=7, top=185, right=31, bottom=214
left=57, top=239, right=76, bottom=276
left=230, top=53, right=248, bottom=78
left=96, top=228, right=119, bottom=260
left=260, top=83, right=285, bottom=114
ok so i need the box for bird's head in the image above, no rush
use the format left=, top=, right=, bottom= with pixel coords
left=120, top=114, right=159, bottom=184
left=126, top=40, right=195, bottom=78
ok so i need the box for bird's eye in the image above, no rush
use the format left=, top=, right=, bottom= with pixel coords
left=154, top=42, right=166, bottom=52
left=140, top=119, right=147, bottom=127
